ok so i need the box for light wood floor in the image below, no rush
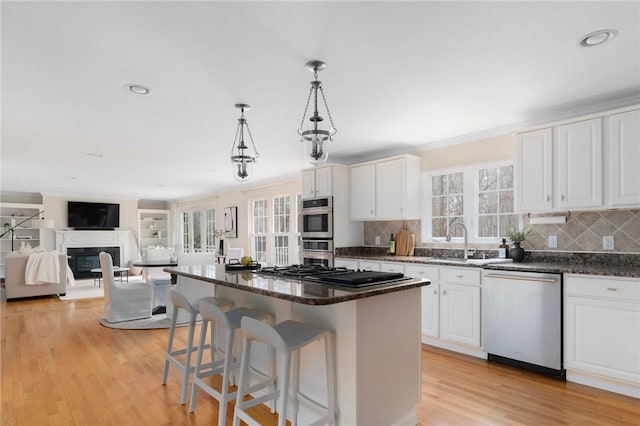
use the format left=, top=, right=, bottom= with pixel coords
left=1, top=295, right=638, bottom=425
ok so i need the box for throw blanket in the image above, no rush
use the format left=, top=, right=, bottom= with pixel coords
left=25, top=251, right=61, bottom=285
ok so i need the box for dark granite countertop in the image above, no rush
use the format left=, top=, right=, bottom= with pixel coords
left=335, top=253, right=640, bottom=278
left=164, top=265, right=430, bottom=305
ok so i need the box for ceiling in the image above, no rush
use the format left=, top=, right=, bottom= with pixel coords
left=2, top=1, right=639, bottom=201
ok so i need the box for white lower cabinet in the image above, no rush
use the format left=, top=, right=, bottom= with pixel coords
left=334, top=258, right=358, bottom=270
left=565, top=274, right=640, bottom=398
left=407, top=264, right=484, bottom=358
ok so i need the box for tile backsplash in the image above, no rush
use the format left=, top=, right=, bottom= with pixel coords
left=362, top=209, right=640, bottom=253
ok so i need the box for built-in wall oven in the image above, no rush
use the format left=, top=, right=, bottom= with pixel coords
left=300, top=197, right=334, bottom=266
left=300, top=197, right=333, bottom=239
left=300, top=239, right=334, bottom=267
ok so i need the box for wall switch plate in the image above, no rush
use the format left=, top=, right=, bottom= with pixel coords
left=603, top=236, right=615, bottom=250
left=375, top=235, right=381, bottom=245
left=548, top=235, right=557, bottom=248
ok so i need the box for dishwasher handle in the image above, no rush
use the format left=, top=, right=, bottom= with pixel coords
left=484, top=273, right=558, bottom=284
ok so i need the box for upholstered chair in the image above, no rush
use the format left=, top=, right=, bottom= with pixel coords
left=100, top=252, right=153, bottom=323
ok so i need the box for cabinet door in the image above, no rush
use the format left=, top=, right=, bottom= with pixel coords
left=314, top=166, right=333, bottom=198
left=334, top=258, right=358, bottom=270
left=609, top=109, right=640, bottom=207
left=301, top=169, right=317, bottom=199
left=440, top=283, right=481, bottom=347
left=379, top=262, right=404, bottom=273
left=350, top=164, right=376, bottom=219
left=421, top=283, right=439, bottom=338
left=358, top=260, right=380, bottom=271
left=514, top=128, right=553, bottom=212
left=566, top=296, right=640, bottom=384
left=375, top=158, right=405, bottom=219
left=555, top=118, right=603, bottom=209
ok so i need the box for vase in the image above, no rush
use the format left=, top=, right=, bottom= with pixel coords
left=510, top=243, right=525, bottom=263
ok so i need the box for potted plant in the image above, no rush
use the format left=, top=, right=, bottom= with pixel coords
left=506, top=227, right=533, bottom=262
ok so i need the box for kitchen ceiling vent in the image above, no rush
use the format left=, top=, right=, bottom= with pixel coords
left=230, top=103, right=260, bottom=182
left=298, top=60, right=337, bottom=166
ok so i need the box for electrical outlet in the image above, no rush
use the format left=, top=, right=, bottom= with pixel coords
left=375, top=235, right=381, bottom=245
left=548, top=235, right=557, bottom=248
left=603, top=236, right=615, bottom=250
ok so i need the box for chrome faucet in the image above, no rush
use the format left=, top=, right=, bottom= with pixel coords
left=446, top=222, right=475, bottom=259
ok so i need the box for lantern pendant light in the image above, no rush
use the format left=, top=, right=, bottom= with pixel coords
left=298, top=60, right=337, bottom=166
left=230, top=103, right=259, bottom=182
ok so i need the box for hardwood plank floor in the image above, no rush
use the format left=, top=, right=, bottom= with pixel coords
left=1, top=295, right=638, bottom=425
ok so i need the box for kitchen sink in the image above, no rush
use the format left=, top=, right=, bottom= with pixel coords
left=465, top=258, right=514, bottom=265
left=416, top=257, right=514, bottom=266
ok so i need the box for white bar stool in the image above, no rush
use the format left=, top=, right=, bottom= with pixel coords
left=162, top=289, right=233, bottom=404
left=233, top=317, right=336, bottom=426
left=188, top=300, right=274, bottom=426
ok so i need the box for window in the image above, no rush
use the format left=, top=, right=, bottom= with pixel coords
left=477, top=165, right=517, bottom=239
left=431, top=172, right=464, bottom=238
left=178, top=206, right=217, bottom=253
left=251, top=199, right=268, bottom=263
left=249, top=193, right=299, bottom=266
left=423, top=163, right=518, bottom=242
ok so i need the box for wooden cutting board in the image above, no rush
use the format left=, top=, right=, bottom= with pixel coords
left=395, top=228, right=411, bottom=256
left=408, top=233, right=416, bottom=256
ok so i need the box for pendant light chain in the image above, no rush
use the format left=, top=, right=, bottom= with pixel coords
left=244, top=119, right=260, bottom=160
left=298, top=86, right=315, bottom=133
left=319, top=85, right=336, bottom=136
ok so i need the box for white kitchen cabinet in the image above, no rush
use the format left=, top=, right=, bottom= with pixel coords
left=554, top=118, right=603, bottom=209
left=301, top=165, right=334, bottom=199
left=358, top=260, right=381, bottom=271
left=350, top=155, right=421, bottom=220
left=334, top=258, right=358, bottom=270
left=565, top=274, right=640, bottom=398
left=514, top=128, right=553, bottom=212
left=138, top=209, right=171, bottom=250
left=439, top=267, right=481, bottom=348
left=379, top=261, right=404, bottom=273
left=608, top=109, right=640, bottom=208
left=349, top=164, right=376, bottom=219
left=515, top=118, right=603, bottom=212
left=405, top=264, right=440, bottom=339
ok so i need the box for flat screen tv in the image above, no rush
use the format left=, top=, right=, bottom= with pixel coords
left=68, top=201, right=120, bottom=230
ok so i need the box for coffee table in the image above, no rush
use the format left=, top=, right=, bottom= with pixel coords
left=90, top=267, right=130, bottom=288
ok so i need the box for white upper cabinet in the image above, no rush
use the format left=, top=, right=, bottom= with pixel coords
left=301, top=165, right=334, bottom=199
left=515, top=128, right=553, bottom=212
left=350, top=163, right=376, bottom=219
left=350, top=155, right=421, bottom=220
left=608, top=109, right=640, bottom=208
left=554, top=118, right=603, bottom=209
left=515, top=117, right=603, bottom=212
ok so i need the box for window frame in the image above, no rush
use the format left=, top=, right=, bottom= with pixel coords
left=177, top=203, right=217, bottom=253
left=422, top=161, right=520, bottom=244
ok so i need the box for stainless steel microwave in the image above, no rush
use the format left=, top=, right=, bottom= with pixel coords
left=299, top=197, right=333, bottom=239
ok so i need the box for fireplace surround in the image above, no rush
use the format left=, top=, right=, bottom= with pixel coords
left=67, top=246, right=120, bottom=279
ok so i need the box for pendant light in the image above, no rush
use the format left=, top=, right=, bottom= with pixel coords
left=298, top=60, right=337, bottom=166
left=230, top=103, right=259, bottom=182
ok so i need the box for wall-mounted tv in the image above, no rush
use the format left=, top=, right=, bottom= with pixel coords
left=68, top=201, right=120, bottom=230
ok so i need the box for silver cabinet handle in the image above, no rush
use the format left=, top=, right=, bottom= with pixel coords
left=443, top=290, right=447, bottom=295
left=433, top=289, right=437, bottom=295
left=456, top=275, right=464, bottom=279
left=561, top=194, right=565, bottom=201
left=546, top=195, right=550, bottom=202
left=607, top=287, right=618, bottom=292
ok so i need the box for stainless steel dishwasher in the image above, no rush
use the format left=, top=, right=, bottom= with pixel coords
left=482, top=269, right=565, bottom=379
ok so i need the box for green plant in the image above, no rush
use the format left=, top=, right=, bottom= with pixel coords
left=507, top=227, right=533, bottom=244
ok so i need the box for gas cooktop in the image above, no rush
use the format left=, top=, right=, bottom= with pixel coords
left=256, top=265, right=411, bottom=288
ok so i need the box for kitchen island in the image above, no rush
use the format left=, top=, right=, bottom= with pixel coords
left=165, top=264, right=430, bottom=426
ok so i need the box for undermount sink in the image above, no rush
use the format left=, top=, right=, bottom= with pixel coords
left=465, top=258, right=514, bottom=266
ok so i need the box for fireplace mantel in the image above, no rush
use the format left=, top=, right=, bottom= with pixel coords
left=55, top=230, right=131, bottom=266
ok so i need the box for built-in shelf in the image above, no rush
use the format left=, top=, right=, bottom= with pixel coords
left=138, top=209, right=171, bottom=249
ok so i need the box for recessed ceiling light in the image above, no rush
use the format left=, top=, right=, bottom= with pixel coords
left=579, top=29, right=618, bottom=47
left=125, top=84, right=153, bottom=95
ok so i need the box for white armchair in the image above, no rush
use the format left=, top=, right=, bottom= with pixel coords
left=100, top=252, right=153, bottom=323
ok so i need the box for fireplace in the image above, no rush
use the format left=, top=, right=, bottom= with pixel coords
left=67, top=246, right=120, bottom=279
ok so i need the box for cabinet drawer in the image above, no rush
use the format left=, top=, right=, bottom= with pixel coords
left=380, top=262, right=404, bottom=273
left=405, top=264, right=439, bottom=281
left=358, top=260, right=381, bottom=271
left=441, top=267, right=481, bottom=286
left=565, top=274, right=640, bottom=302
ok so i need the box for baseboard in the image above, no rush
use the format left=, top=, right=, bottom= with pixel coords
left=422, top=337, right=487, bottom=359
left=390, top=409, right=418, bottom=426
left=567, top=369, right=640, bottom=399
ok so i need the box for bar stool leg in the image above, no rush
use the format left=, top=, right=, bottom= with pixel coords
left=162, top=309, right=179, bottom=384
left=278, top=352, right=292, bottom=426
left=291, top=349, right=301, bottom=426
left=188, top=318, right=209, bottom=413
left=180, top=315, right=197, bottom=404
left=232, top=339, right=252, bottom=426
